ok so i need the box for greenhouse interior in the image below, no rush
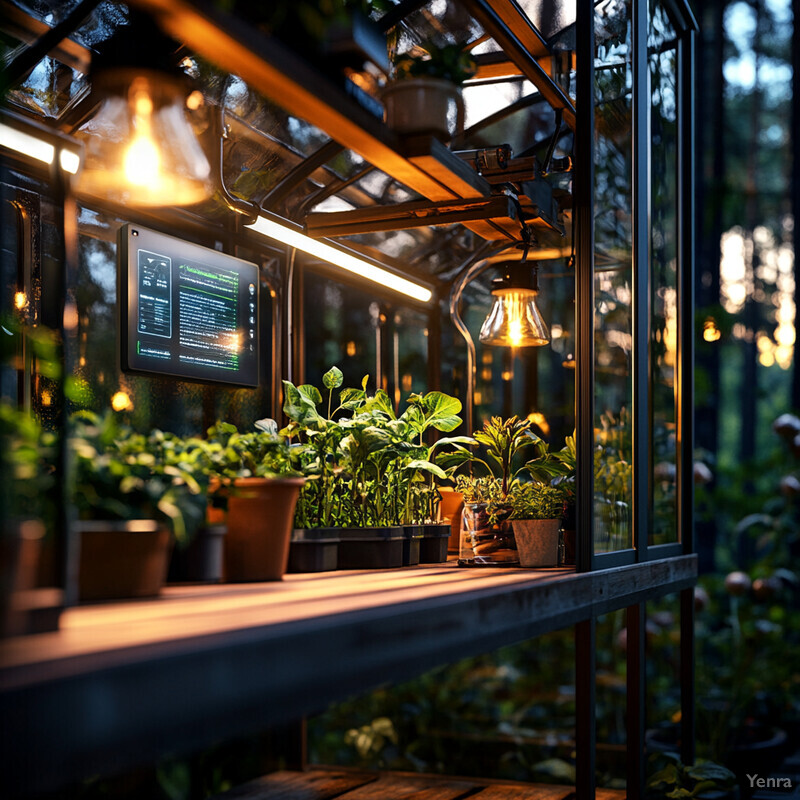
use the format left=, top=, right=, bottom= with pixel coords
left=1, top=0, right=799, bottom=799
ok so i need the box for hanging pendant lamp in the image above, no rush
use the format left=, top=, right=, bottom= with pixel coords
left=74, top=13, right=212, bottom=208
left=479, top=262, right=550, bottom=347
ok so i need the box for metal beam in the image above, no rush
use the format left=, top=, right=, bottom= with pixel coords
left=464, top=0, right=577, bottom=130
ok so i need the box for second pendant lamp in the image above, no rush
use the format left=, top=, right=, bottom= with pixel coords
left=479, top=262, right=550, bottom=347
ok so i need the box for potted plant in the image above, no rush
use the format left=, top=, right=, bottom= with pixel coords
left=203, top=419, right=304, bottom=582
left=456, top=416, right=571, bottom=567
left=382, top=39, right=477, bottom=142
left=69, top=411, right=208, bottom=600
left=282, top=367, right=472, bottom=568
left=0, top=401, right=55, bottom=633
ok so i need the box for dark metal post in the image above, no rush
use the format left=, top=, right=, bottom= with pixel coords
left=575, top=618, right=596, bottom=800
left=626, top=603, right=646, bottom=799
left=575, top=0, right=595, bottom=573
left=632, top=0, right=651, bottom=562
left=680, top=587, right=696, bottom=765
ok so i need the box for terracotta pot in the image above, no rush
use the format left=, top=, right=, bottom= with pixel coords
left=1, top=519, right=45, bottom=636
left=76, top=520, right=171, bottom=601
left=438, top=488, right=464, bottom=554
left=512, top=518, right=561, bottom=567
left=382, top=77, right=464, bottom=142
left=224, top=477, right=304, bottom=581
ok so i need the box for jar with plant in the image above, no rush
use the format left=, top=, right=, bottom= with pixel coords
left=383, top=38, right=477, bottom=142
left=456, top=416, right=572, bottom=567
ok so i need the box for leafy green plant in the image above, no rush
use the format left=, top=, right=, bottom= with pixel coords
left=646, top=753, right=736, bottom=799
left=456, top=417, right=571, bottom=524
left=393, top=40, right=477, bottom=85
left=69, top=411, right=209, bottom=544
left=282, top=367, right=472, bottom=527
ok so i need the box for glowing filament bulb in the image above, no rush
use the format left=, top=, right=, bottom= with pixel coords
left=124, top=83, right=159, bottom=186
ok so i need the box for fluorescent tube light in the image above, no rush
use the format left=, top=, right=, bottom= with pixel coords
left=59, top=149, right=81, bottom=174
left=0, top=122, right=55, bottom=165
left=246, top=214, right=433, bottom=303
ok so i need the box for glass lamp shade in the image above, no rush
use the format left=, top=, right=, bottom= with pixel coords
left=479, top=287, right=550, bottom=347
left=74, top=69, right=212, bottom=207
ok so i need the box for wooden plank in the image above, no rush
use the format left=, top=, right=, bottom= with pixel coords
left=338, top=774, right=476, bottom=799
left=0, top=558, right=695, bottom=796
left=472, top=785, right=572, bottom=799
left=401, top=137, right=491, bottom=199
left=212, top=769, right=377, bottom=799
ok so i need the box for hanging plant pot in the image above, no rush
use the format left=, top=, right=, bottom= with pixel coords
left=224, top=477, right=305, bottom=582
left=382, top=77, right=464, bottom=142
left=511, top=519, right=562, bottom=567
left=76, top=519, right=171, bottom=601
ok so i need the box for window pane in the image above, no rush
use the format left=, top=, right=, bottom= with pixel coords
left=593, top=0, right=633, bottom=553
left=649, top=2, right=679, bottom=545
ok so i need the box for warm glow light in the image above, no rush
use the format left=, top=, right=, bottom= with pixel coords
left=14, top=292, right=27, bottom=310
left=479, top=288, right=549, bottom=347
left=703, top=319, right=721, bottom=342
left=246, top=215, right=432, bottom=303
left=59, top=149, right=81, bottom=174
left=346, top=340, right=357, bottom=357
left=111, top=391, right=133, bottom=412
left=527, top=411, right=550, bottom=436
left=41, top=390, right=52, bottom=406
left=75, top=71, right=212, bottom=208
left=0, top=122, right=54, bottom=164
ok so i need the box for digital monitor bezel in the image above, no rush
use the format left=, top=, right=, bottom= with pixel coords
left=118, top=224, right=260, bottom=388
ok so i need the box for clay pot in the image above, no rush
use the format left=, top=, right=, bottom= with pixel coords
left=76, top=519, right=171, bottom=601
left=512, top=519, right=561, bottom=567
left=439, top=488, right=464, bottom=554
left=224, top=477, right=304, bottom=581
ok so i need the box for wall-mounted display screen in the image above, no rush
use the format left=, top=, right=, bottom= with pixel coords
left=119, top=224, right=259, bottom=387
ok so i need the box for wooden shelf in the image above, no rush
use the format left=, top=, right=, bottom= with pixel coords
left=210, top=767, right=627, bottom=800
left=0, top=556, right=695, bottom=796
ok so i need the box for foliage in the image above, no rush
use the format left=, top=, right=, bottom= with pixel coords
left=0, top=402, right=56, bottom=527
left=646, top=754, right=736, bottom=799
left=393, top=40, right=476, bottom=86
left=69, top=411, right=210, bottom=544
left=456, top=417, right=573, bottom=523
left=282, top=366, right=471, bottom=528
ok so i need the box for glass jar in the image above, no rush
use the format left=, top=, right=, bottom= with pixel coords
left=458, top=501, right=519, bottom=567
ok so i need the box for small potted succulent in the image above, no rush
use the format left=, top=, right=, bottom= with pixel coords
left=382, top=39, right=477, bottom=142
left=69, top=411, right=209, bottom=600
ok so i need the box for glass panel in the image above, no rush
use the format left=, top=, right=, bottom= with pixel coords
left=389, top=307, right=429, bottom=407
left=516, top=0, right=577, bottom=41
left=303, top=272, right=379, bottom=391
left=593, top=0, right=633, bottom=553
left=649, top=2, right=679, bottom=545
left=73, top=205, right=274, bottom=434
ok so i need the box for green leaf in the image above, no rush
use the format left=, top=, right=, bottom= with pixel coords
left=322, top=366, right=344, bottom=390
left=297, top=384, right=323, bottom=405
left=405, top=459, right=447, bottom=479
